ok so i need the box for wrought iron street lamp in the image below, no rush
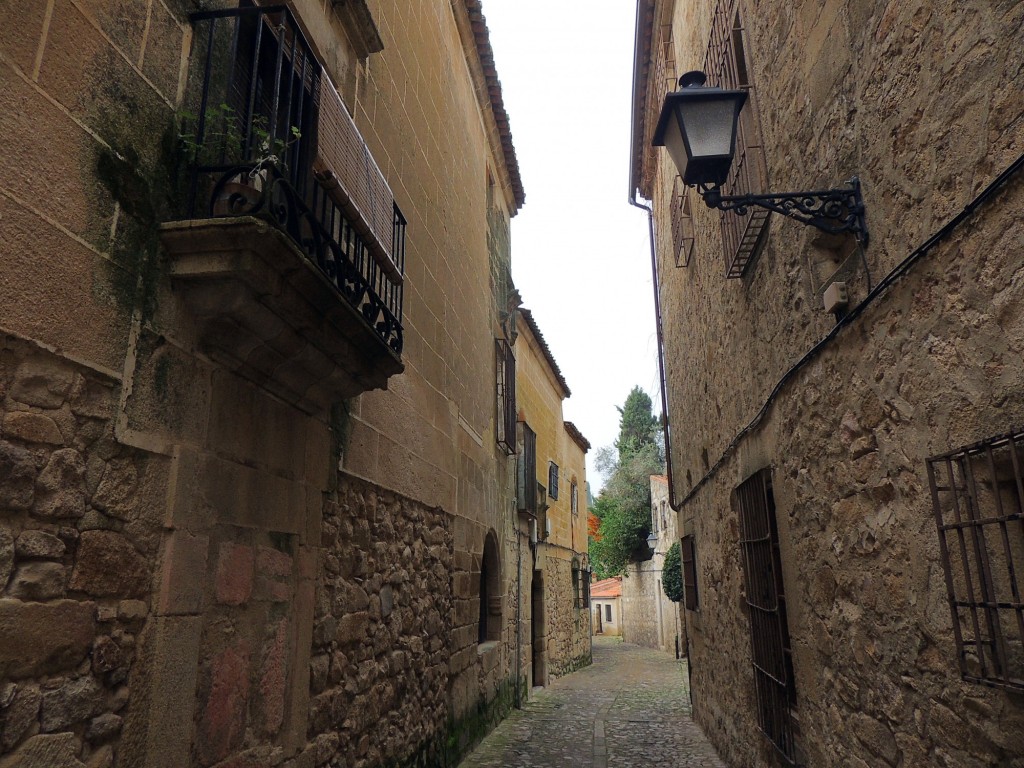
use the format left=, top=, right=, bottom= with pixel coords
left=646, top=531, right=659, bottom=551
left=653, top=71, right=869, bottom=245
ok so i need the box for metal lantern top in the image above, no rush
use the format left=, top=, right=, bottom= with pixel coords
left=652, top=70, right=748, bottom=188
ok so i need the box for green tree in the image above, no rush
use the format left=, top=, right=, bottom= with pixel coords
left=615, top=386, right=661, bottom=461
left=589, top=388, right=664, bottom=578
left=661, top=541, right=683, bottom=603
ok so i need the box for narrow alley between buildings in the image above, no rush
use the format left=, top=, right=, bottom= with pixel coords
left=459, top=639, right=726, bottom=768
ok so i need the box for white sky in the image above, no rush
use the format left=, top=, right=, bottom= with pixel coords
left=484, top=1, right=660, bottom=492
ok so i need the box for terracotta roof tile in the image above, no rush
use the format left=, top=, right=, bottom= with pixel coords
left=463, top=0, right=525, bottom=211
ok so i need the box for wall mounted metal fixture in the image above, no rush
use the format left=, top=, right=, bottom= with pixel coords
left=653, top=70, right=869, bottom=246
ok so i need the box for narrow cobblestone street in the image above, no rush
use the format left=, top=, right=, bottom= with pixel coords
left=459, top=638, right=726, bottom=767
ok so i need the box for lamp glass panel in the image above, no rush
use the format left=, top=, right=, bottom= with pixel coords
left=677, top=98, right=738, bottom=160
left=662, top=115, right=691, bottom=185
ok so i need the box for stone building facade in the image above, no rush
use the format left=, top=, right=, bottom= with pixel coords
left=630, top=0, right=1024, bottom=766
left=0, top=1, right=552, bottom=766
left=621, top=475, right=684, bottom=655
left=513, top=309, right=592, bottom=686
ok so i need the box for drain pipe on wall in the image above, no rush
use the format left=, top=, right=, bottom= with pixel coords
left=514, top=514, right=523, bottom=709
left=628, top=193, right=695, bottom=703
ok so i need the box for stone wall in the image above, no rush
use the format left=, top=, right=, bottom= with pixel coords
left=621, top=560, right=678, bottom=653
left=0, top=335, right=158, bottom=768
left=308, top=474, right=454, bottom=767
left=636, top=0, right=1024, bottom=766
left=542, top=549, right=591, bottom=680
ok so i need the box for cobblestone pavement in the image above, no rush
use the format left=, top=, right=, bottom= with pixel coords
left=458, top=638, right=727, bottom=768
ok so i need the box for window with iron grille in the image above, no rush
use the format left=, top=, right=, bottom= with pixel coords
left=681, top=534, right=699, bottom=611
left=582, top=569, right=591, bottom=608
left=605, top=604, right=612, bottom=623
left=572, top=561, right=582, bottom=609
left=927, top=428, right=1024, bottom=693
left=642, top=22, right=677, bottom=194
left=549, top=462, right=559, bottom=500
left=516, top=422, right=537, bottom=515
left=735, top=469, right=798, bottom=764
left=571, top=481, right=579, bottom=516
left=495, top=339, right=516, bottom=455
left=670, top=177, right=695, bottom=267
left=704, top=0, right=771, bottom=278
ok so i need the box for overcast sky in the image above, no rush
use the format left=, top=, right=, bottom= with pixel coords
left=484, top=1, right=660, bottom=492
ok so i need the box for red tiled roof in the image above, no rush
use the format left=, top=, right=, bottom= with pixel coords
left=591, top=576, right=622, bottom=598
left=463, top=0, right=526, bottom=212
left=520, top=308, right=570, bottom=397
left=564, top=421, right=591, bottom=453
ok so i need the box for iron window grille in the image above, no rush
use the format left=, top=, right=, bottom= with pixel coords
left=185, top=5, right=404, bottom=353
left=571, top=482, right=579, bottom=516
left=549, top=462, right=560, bottom=501
left=642, top=21, right=676, bottom=194
left=495, top=339, right=517, bottom=455
left=517, top=422, right=538, bottom=516
left=681, top=534, right=699, bottom=611
left=573, top=561, right=582, bottom=609
left=927, top=428, right=1024, bottom=693
left=704, top=0, right=771, bottom=278
left=735, top=469, right=798, bottom=764
left=670, top=177, right=696, bottom=267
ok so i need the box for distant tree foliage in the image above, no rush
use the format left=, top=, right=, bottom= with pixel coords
left=615, top=387, right=662, bottom=462
left=662, top=541, right=683, bottom=603
left=589, top=387, right=665, bottom=580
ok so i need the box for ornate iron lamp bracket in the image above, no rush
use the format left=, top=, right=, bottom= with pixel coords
left=699, top=176, right=869, bottom=246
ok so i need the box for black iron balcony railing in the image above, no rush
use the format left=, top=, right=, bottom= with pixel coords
left=185, top=5, right=404, bottom=355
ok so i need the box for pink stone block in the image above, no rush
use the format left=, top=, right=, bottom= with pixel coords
left=258, top=620, right=288, bottom=736
left=215, top=543, right=254, bottom=606
left=200, top=643, right=251, bottom=765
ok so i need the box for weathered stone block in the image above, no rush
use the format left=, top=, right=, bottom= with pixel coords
left=0, top=527, right=13, bottom=589
left=257, top=621, right=287, bottom=736
left=11, top=359, right=76, bottom=409
left=3, top=412, right=64, bottom=445
left=39, top=676, right=104, bottom=732
left=852, top=712, right=900, bottom=766
left=90, top=459, right=138, bottom=520
left=117, top=599, right=148, bottom=621
left=15, top=530, right=66, bottom=559
left=85, top=713, right=122, bottom=743
left=0, top=441, right=36, bottom=510
left=0, top=732, right=85, bottom=768
left=8, top=562, right=66, bottom=600
left=157, top=529, right=209, bottom=615
left=35, top=449, right=86, bottom=519
left=1, top=684, right=41, bottom=751
left=215, top=542, right=254, bottom=606
left=335, top=611, right=370, bottom=645
left=199, top=643, right=251, bottom=765
left=69, top=531, right=150, bottom=598
left=0, top=599, right=96, bottom=678
left=91, top=636, right=122, bottom=674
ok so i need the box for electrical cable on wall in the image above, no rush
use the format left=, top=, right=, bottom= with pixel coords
left=676, top=150, right=1024, bottom=509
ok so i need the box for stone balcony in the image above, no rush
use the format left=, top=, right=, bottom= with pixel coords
left=161, top=216, right=403, bottom=415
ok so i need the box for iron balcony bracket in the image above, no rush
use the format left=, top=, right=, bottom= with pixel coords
left=699, top=176, right=869, bottom=246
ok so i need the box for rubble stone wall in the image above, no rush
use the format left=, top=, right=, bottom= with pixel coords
left=542, top=548, right=591, bottom=680
left=310, top=473, right=454, bottom=767
left=642, top=0, right=1024, bottom=765
left=0, top=334, right=160, bottom=768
